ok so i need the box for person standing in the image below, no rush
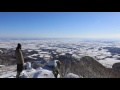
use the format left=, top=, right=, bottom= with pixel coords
left=15, top=43, right=24, bottom=78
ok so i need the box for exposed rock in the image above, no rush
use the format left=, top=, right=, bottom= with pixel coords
left=112, top=63, right=120, bottom=70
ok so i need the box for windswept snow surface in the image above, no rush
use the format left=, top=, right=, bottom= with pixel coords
left=32, top=69, right=55, bottom=78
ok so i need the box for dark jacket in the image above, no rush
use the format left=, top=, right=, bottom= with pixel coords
left=15, top=49, right=24, bottom=64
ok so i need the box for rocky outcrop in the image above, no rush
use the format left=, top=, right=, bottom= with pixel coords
left=59, top=56, right=120, bottom=78
left=112, top=63, right=120, bottom=70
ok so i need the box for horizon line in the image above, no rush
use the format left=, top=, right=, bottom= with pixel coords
left=0, top=37, right=120, bottom=41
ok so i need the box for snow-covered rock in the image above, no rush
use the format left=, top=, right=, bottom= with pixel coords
left=36, top=67, right=42, bottom=71
left=20, top=69, right=36, bottom=78
left=26, top=62, right=32, bottom=71
left=0, top=50, right=3, bottom=53
left=17, top=61, right=61, bottom=78
left=0, top=65, right=5, bottom=68
left=64, top=73, right=82, bottom=78
left=32, top=69, right=55, bottom=78
left=46, top=60, right=59, bottom=67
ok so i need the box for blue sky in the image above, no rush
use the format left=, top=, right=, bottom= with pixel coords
left=0, top=12, right=120, bottom=39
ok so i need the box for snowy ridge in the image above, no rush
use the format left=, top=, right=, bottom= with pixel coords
left=0, top=61, right=79, bottom=78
